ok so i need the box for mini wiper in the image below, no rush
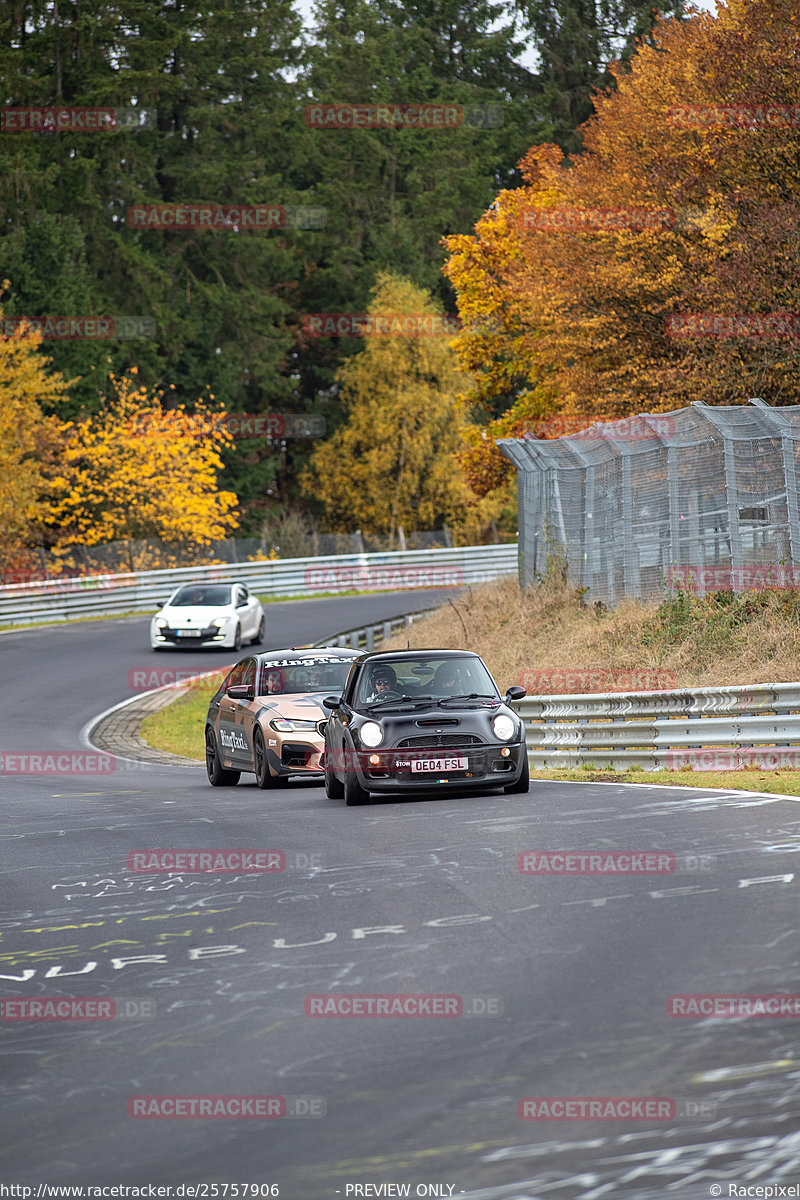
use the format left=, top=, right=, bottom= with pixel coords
left=437, top=692, right=499, bottom=706
left=365, top=695, right=432, bottom=710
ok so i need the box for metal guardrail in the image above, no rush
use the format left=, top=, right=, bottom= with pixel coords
left=512, top=682, right=800, bottom=770
left=312, top=607, right=441, bottom=653
left=0, top=544, right=517, bottom=627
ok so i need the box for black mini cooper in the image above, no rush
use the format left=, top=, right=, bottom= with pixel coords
left=322, top=649, right=529, bottom=806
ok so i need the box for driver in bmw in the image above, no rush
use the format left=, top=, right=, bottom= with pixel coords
left=364, top=664, right=398, bottom=703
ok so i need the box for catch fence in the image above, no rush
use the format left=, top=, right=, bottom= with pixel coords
left=498, top=398, right=800, bottom=603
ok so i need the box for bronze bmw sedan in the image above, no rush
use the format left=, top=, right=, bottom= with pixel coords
left=205, top=647, right=361, bottom=787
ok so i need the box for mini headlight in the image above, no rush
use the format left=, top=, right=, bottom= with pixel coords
left=269, top=718, right=317, bottom=732
left=493, top=714, right=516, bottom=741
left=359, top=721, right=383, bottom=748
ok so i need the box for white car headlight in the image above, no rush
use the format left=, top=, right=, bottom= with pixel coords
left=212, top=617, right=229, bottom=628
left=359, top=721, right=383, bottom=748
left=269, top=718, right=317, bottom=732
left=155, top=618, right=167, bottom=628
left=493, top=714, right=516, bottom=741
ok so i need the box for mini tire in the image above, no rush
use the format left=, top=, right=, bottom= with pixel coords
left=503, top=752, right=530, bottom=794
left=254, top=727, right=281, bottom=789
left=343, top=756, right=370, bottom=807
left=206, top=726, right=241, bottom=787
left=324, top=752, right=344, bottom=799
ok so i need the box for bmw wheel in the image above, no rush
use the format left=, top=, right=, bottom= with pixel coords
left=254, top=728, right=280, bottom=789
left=206, top=726, right=241, bottom=787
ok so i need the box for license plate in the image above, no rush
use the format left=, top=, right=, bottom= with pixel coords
left=176, top=629, right=200, bottom=638
left=411, top=756, right=467, bottom=773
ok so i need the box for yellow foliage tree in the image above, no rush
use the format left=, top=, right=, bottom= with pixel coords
left=39, top=370, right=240, bottom=556
left=302, top=273, right=474, bottom=545
left=0, top=300, right=70, bottom=571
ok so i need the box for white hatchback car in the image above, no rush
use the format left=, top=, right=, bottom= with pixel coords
left=150, top=581, right=265, bottom=651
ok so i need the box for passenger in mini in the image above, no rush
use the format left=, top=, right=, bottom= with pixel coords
left=432, top=662, right=462, bottom=694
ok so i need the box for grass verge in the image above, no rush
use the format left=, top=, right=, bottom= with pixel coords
left=139, top=672, right=227, bottom=761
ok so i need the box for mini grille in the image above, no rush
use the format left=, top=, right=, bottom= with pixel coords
left=397, top=734, right=483, bottom=749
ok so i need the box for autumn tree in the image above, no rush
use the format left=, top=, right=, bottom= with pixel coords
left=0, top=304, right=69, bottom=571
left=301, top=274, right=472, bottom=544
left=38, top=370, right=239, bottom=560
left=445, top=0, right=800, bottom=499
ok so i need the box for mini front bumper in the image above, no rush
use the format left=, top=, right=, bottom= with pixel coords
left=326, top=742, right=527, bottom=792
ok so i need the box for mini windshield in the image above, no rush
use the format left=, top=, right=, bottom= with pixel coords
left=171, top=585, right=234, bottom=607
left=356, top=657, right=497, bottom=707
left=258, top=656, right=356, bottom=696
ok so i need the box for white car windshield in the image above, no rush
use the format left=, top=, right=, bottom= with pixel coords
left=171, top=586, right=234, bottom=607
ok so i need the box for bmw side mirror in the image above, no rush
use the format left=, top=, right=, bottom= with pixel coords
left=505, top=685, right=526, bottom=702
left=322, top=695, right=341, bottom=711
left=226, top=683, right=253, bottom=700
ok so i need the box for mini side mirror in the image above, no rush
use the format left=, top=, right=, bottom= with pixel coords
left=505, top=685, right=526, bottom=702
left=322, top=695, right=341, bottom=711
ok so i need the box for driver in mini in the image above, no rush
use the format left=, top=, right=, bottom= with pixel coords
left=364, top=664, right=398, bottom=703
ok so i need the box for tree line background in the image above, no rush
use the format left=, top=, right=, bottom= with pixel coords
left=23, top=0, right=800, bottom=571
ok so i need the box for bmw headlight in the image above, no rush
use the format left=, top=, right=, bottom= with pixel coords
left=359, top=721, right=383, bottom=748
left=493, top=714, right=516, bottom=741
left=269, top=718, right=317, bottom=732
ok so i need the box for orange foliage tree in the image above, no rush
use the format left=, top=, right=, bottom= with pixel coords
left=445, top=0, right=800, bottom=494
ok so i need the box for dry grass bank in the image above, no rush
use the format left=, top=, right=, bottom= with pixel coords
left=383, top=574, right=800, bottom=693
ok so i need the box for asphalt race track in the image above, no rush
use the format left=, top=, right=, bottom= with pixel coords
left=3, top=589, right=800, bottom=1197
